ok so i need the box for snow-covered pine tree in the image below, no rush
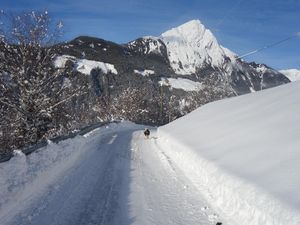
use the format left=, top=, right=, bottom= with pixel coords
left=0, top=11, right=85, bottom=152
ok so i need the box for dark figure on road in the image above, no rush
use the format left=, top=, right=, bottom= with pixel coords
left=144, top=128, right=150, bottom=139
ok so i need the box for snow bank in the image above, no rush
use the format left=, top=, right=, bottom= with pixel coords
left=54, top=55, right=118, bottom=75
left=158, top=82, right=300, bottom=225
left=0, top=122, right=138, bottom=221
left=159, top=77, right=201, bottom=91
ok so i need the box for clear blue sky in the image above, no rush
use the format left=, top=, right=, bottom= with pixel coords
left=1, top=0, right=299, bottom=70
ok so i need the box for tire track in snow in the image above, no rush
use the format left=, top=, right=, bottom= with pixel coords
left=127, top=129, right=224, bottom=225
left=3, top=126, right=225, bottom=225
left=5, top=130, right=134, bottom=225
left=150, top=132, right=223, bottom=225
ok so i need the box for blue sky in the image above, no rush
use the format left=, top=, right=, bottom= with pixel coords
left=1, top=0, right=299, bottom=69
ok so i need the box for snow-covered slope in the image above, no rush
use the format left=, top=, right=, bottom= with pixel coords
left=54, top=55, right=118, bottom=75
left=158, top=82, right=300, bottom=225
left=159, top=77, right=201, bottom=91
left=134, top=69, right=155, bottom=76
left=160, top=20, right=236, bottom=75
left=279, top=69, right=300, bottom=81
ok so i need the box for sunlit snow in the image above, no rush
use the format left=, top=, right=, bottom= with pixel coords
left=160, top=20, right=236, bottom=75
left=134, top=69, right=155, bottom=76
left=54, top=55, right=118, bottom=75
left=159, top=77, right=202, bottom=91
left=158, top=81, right=300, bottom=225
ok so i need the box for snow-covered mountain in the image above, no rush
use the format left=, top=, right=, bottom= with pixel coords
left=279, top=69, right=300, bottom=81
left=160, top=20, right=236, bottom=75
left=60, top=20, right=289, bottom=94
left=143, top=20, right=289, bottom=93
left=55, top=19, right=290, bottom=125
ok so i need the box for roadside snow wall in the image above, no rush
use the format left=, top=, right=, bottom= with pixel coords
left=158, top=81, right=300, bottom=225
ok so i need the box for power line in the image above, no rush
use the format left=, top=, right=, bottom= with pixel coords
left=213, top=0, right=300, bottom=60
left=236, top=34, right=299, bottom=59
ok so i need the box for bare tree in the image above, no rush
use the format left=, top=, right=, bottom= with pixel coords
left=109, top=87, right=148, bottom=122
left=0, top=11, right=85, bottom=152
left=188, top=73, right=236, bottom=111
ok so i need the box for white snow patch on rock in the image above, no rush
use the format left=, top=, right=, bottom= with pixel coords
left=144, top=36, right=164, bottom=54
left=255, top=64, right=268, bottom=73
left=159, top=77, right=201, bottom=91
left=54, top=55, right=118, bottom=75
left=134, top=69, right=155, bottom=76
left=76, top=59, right=118, bottom=75
left=54, top=55, right=76, bottom=68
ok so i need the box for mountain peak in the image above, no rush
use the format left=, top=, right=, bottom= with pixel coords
left=161, top=19, right=207, bottom=42
left=176, top=19, right=203, bottom=30
left=160, top=19, right=235, bottom=75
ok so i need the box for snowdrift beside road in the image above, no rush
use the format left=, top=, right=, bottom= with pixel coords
left=158, top=81, right=300, bottom=225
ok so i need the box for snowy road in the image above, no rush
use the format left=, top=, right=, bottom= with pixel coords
left=1, top=126, right=223, bottom=225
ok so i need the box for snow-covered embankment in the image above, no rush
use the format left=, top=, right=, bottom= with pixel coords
left=158, top=81, right=300, bottom=225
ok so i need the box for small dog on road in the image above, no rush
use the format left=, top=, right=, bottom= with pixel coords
left=144, top=128, right=150, bottom=139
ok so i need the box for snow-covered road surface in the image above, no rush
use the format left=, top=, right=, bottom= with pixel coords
left=0, top=124, right=223, bottom=225
left=121, top=131, right=221, bottom=225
